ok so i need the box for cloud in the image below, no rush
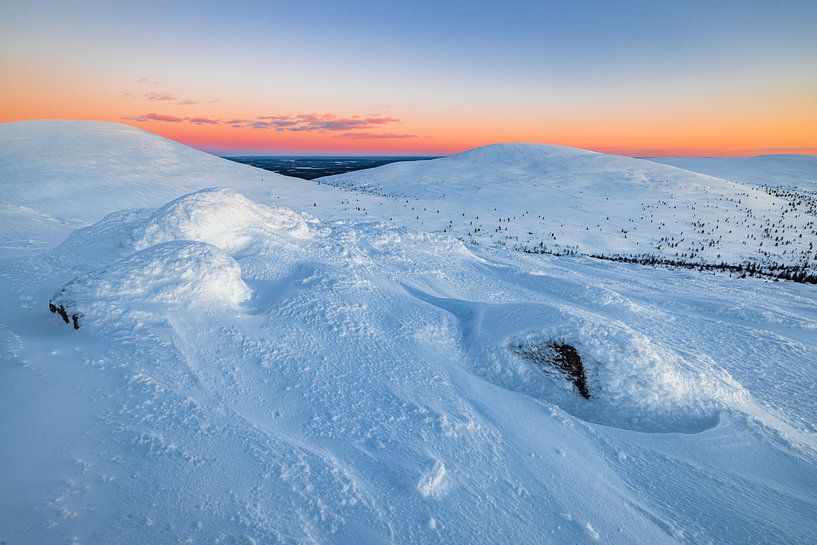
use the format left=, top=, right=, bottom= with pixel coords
left=304, top=119, right=369, bottom=131
left=126, top=113, right=185, bottom=123
left=122, top=111, right=406, bottom=133
left=127, top=113, right=218, bottom=124
left=144, top=91, right=177, bottom=101
left=257, top=115, right=294, bottom=121
left=188, top=117, right=219, bottom=125
left=334, top=132, right=417, bottom=139
left=253, top=115, right=300, bottom=129
left=363, top=117, right=400, bottom=124
left=176, top=99, right=199, bottom=106
left=238, top=113, right=402, bottom=133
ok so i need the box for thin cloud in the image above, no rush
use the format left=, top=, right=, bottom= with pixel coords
left=189, top=117, right=219, bottom=125
left=334, top=132, right=417, bottom=139
left=176, top=99, right=199, bottom=106
left=363, top=117, right=399, bottom=124
left=144, top=91, right=177, bottom=101
left=253, top=116, right=300, bottom=129
left=126, top=113, right=219, bottom=125
left=122, top=111, right=408, bottom=134
left=257, top=115, right=295, bottom=121
left=237, top=113, right=402, bottom=133
left=126, top=113, right=185, bottom=123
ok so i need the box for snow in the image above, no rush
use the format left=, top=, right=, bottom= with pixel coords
left=320, top=143, right=817, bottom=273
left=416, top=460, right=449, bottom=499
left=132, top=187, right=318, bottom=253
left=51, top=241, right=252, bottom=324
left=648, top=154, right=817, bottom=192
left=2, top=121, right=817, bottom=544
left=0, top=120, right=297, bottom=224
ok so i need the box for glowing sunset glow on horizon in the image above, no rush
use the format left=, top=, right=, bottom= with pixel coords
left=1, top=0, right=816, bottom=157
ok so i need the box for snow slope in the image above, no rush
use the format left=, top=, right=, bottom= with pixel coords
left=320, top=144, right=817, bottom=273
left=0, top=120, right=391, bottom=252
left=649, top=154, right=817, bottom=193
left=2, top=122, right=817, bottom=544
left=0, top=120, right=293, bottom=223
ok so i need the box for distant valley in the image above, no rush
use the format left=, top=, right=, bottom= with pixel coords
left=224, top=155, right=439, bottom=180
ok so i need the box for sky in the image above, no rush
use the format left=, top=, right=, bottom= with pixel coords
left=1, top=0, right=816, bottom=156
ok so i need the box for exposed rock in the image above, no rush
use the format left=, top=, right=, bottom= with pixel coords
left=48, top=299, right=78, bottom=329
left=514, top=341, right=590, bottom=399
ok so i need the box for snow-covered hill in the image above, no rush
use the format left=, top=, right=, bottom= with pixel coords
left=0, top=121, right=387, bottom=251
left=649, top=154, right=817, bottom=193
left=2, top=122, right=817, bottom=544
left=0, top=120, right=291, bottom=222
left=320, top=143, right=817, bottom=277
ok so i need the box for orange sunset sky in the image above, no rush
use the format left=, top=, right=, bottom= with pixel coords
left=2, top=1, right=816, bottom=156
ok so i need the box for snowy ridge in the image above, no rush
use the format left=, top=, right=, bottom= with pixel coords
left=1, top=122, right=817, bottom=544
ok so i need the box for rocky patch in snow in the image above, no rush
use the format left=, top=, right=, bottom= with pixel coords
left=513, top=341, right=590, bottom=399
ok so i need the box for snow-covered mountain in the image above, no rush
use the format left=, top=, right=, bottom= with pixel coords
left=2, top=122, right=817, bottom=544
left=649, top=154, right=817, bottom=193
left=320, top=143, right=817, bottom=277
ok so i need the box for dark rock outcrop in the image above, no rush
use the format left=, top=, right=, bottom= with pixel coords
left=514, top=341, right=590, bottom=399
left=48, top=299, right=80, bottom=330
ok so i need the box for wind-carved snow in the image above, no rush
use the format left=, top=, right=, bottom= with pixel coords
left=2, top=121, right=817, bottom=545
left=51, top=241, right=251, bottom=326
left=417, top=460, right=450, bottom=499
left=507, top=322, right=747, bottom=433
left=133, top=187, right=318, bottom=254
left=404, top=287, right=746, bottom=433
left=48, top=188, right=327, bottom=329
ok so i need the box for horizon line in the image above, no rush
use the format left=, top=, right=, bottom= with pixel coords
left=4, top=118, right=816, bottom=159
left=202, top=146, right=817, bottom=159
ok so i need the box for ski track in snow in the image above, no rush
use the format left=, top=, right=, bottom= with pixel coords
left=1, top=121, right=817, bottom=544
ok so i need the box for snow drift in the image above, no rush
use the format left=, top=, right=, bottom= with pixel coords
left=48, top=187, right=324, bottom=327
left=405, top=287, right=747, bottom=433
left=50, top=241, right=250, bottom=327
left=132, top=187, right=318, bottom=253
